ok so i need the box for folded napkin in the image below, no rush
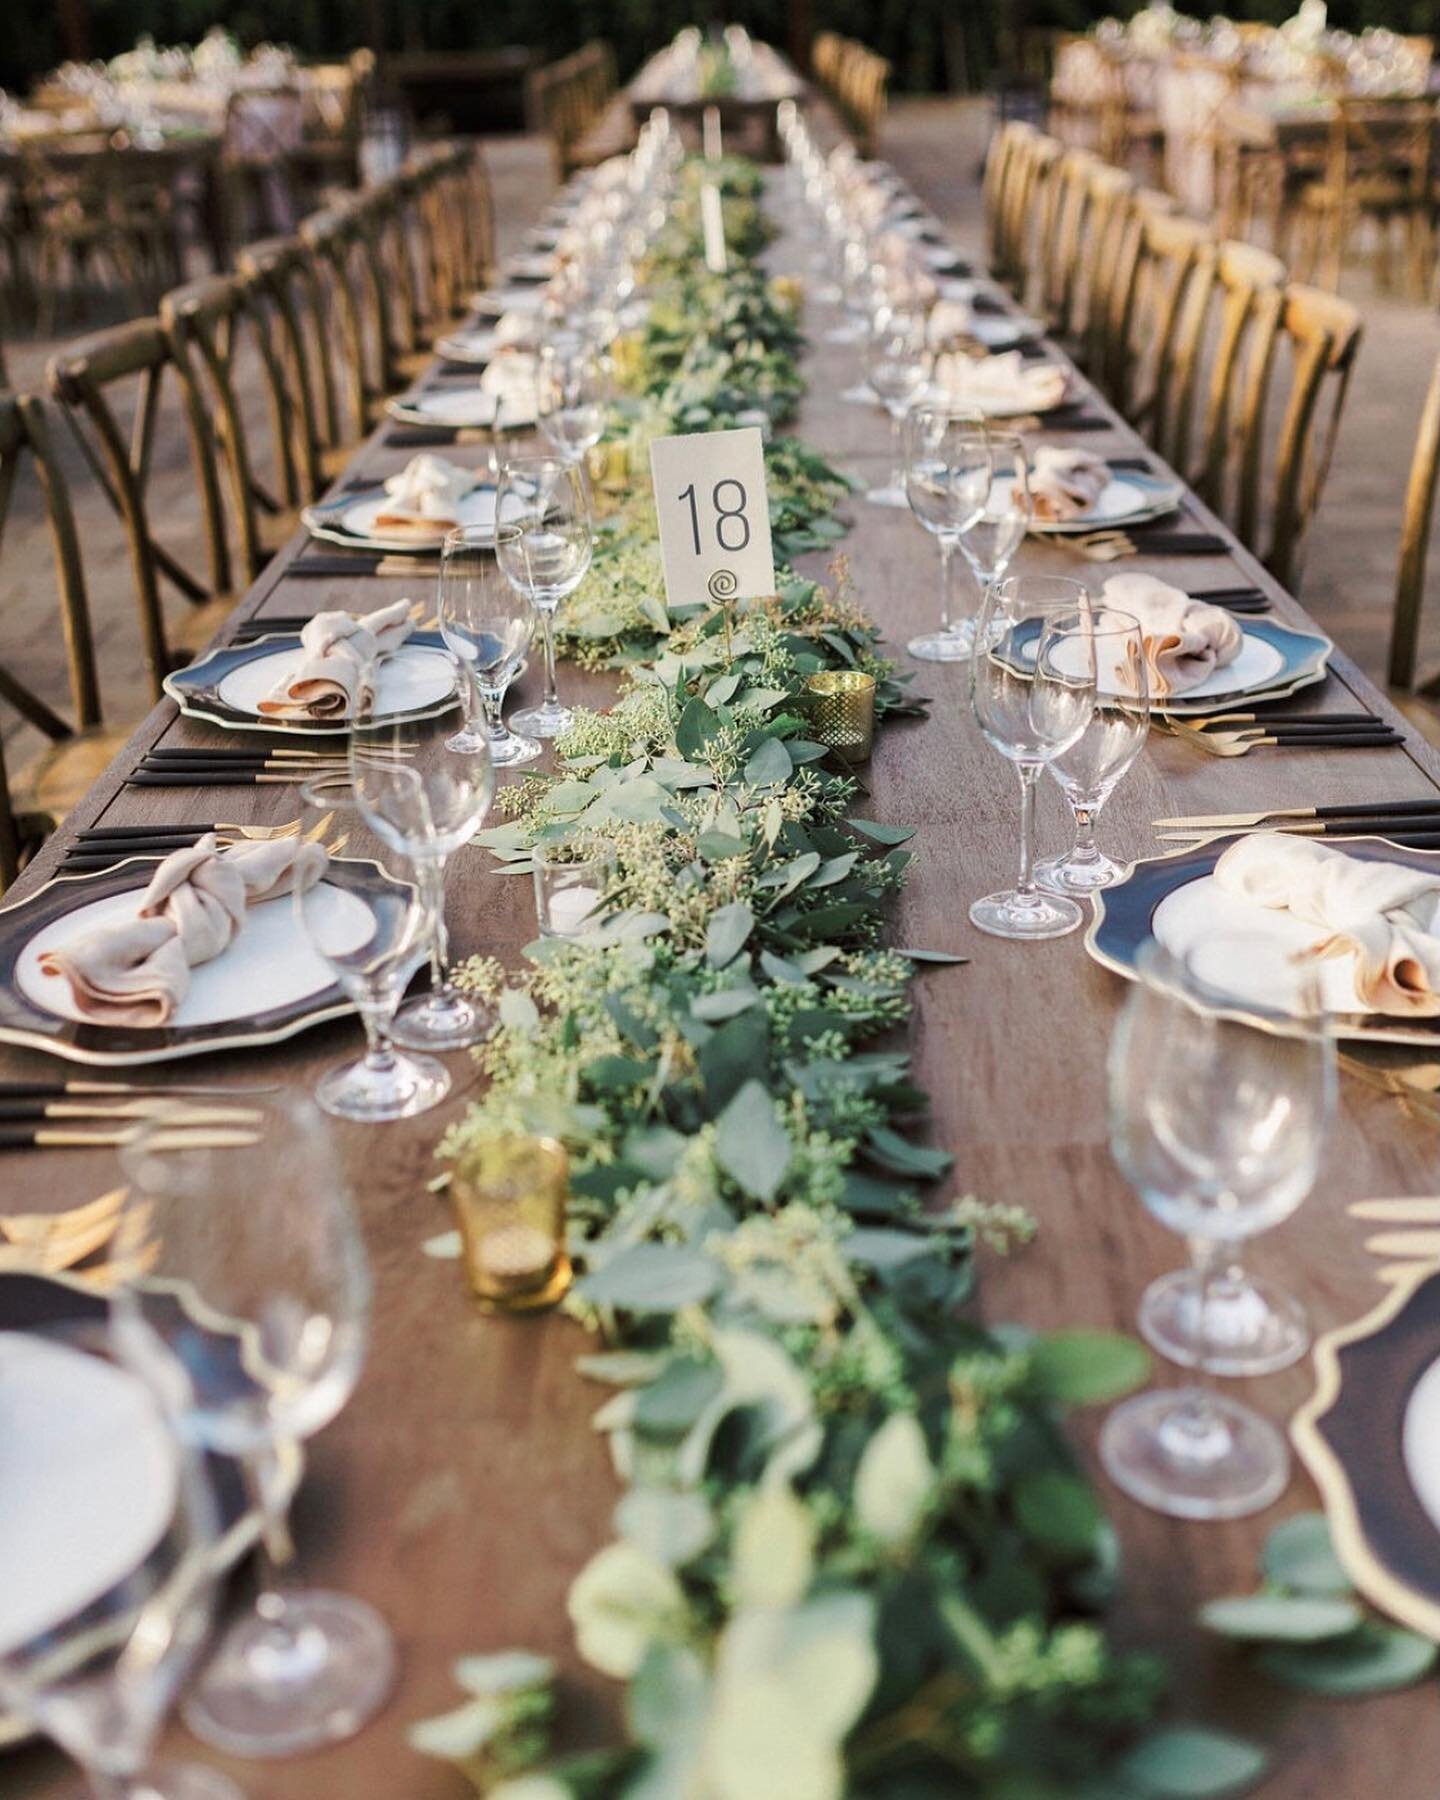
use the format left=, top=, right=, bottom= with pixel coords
left=932, top=350, right=1069, bottom=415
left=493, top=309, right=539, bottom=350
left=928, top=299, right=974, bottom=349
left=480, top=352, right=539, bottom=415
left=1030, top=447, right=1110, bottom=522
left=258, top=598, right=415, bottom=720
left=39, top=835, right=328, bottom=1028
left=1101, top=572, right=1242, bottom=698
left=373, top=455, right=473, bottom=540
left=1213, top=834, right=1440, bottom=1017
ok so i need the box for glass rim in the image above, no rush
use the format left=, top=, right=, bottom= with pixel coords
left=444, top=521, right=521, bottom=552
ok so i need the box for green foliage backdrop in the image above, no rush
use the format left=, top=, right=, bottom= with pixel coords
left=6, top=1, right=1438, bottom=118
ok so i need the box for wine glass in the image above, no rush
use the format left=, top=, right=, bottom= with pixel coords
left=969, top=575, right=1097, bottom=940
left=293, top=775, right=449, bottom=1120
left=864, top=306, right=931, bottom=508
left=350, top=674, right=496, bottom=1053
left=111, top=1093, right=392, bottom=1759
left=902, top=404, right=991, bottom=660
left=439, top=523, right=540, bottom=767
left=496, top=455, right=593, bottom=741
left=956, top=431, right=1031, bottom=619
left=1036, top=607, right=1150, bottom=895
left=537, top=342, right=611, bottom=464
left=0, top=1325, right=240, bottom=1800
left=1134, top=933, right=1336, bottom=1377
left=1101, top=941, right=1334, bottom=1517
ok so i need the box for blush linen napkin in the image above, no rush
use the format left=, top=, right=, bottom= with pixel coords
left=371, top=454, right=474, bottom=541
left=1030, top=447, right=1110, bottom=522
left=258, top=599, right=416, bottom=721
left=1213, top=834, right=1440, bottom=1017
left=932, top=349, right=1070, bottom=415
left=39, top=835, right=330, bottom=1029
left=1101, top=572, right=1243, bottom=698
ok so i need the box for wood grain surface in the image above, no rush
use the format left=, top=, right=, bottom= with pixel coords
left=6, top=170, right=1440, bottom=1799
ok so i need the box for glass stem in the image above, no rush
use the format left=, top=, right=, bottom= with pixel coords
left=539, top=607, right=560, bottom=709
left=244, top=1444, right=295, bottom=1611
left=887, top=407, right=902, bottom=486
left=419, top=858, right=451, bottom=993
left=1068, top=797, right=1101, bottom=865
left=1166, top=1238, right=1235, bottom=1459
left=938, top=537, right=955, bottom=632
left=479, top=684, right=505, bottom=741
left=1015, top=763, right=1042, bottom=905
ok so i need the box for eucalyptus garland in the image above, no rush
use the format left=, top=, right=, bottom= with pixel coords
left=409, top=158, right=1265, bottom=1800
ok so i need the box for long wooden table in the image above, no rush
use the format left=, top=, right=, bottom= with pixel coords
left=9, top=163, right=1440, bottom=1798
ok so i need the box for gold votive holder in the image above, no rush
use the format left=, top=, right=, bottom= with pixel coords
left=450, top=1135, right=572, bottom=1313
left=806, top=670, right=876, bottom=765
left=586, top=441, right=632, bottom=494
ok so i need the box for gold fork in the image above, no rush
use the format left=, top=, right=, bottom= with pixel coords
left=1060, top=529, right=1136, bottom=563
left=0, top=1186, right=126, bottom=1247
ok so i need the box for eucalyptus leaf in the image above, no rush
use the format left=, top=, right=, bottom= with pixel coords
left=576, top=1244, right=723, bottom=1313
left=745, top=736, right=793, bottom=787
left=1199, top=1594, right=1362, bottom=1643
left=1013, top=1471, right=1104, bottom=1559
left=848, top=818, right=917, bottom=845
left=691, top=987, right=759, bottom=1021
left=1257, top=1623, right=1437, bottom=1695
left=1028, top=1332, right=1152, bottom=1405
left=706, top=902, right=754, bottom=968
left=1259, top=1512, right=1353, bottom=1597
left=853, top=1412, right=933, bottom=1546
left=615, top=1488, right=716, bottom=1567
left=1115, top=1727, right=1268, bottom=1799
left=714, top=1080, right=792, bottom=1202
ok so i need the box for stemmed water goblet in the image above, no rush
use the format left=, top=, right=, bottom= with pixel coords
left=969, top=577, right=1097, bottom=940
left=864, top=306, right=931, bottom=508
left=537, top=342, right=611, bottom=465
left=902, top=403, right=991, bottom=660
left=956, top=430, right=1031, bottom=622
left=112, top=1092, right=395, bottom=1758
left=293, top=774, right=450, bottom=1120
left=350, top=676, right=496, bottom=1053
left=1036, top=606, right=1150, bottom=895
left=1101, top=942, right=1335, bottom=1517
left=439, top=523, right=540, bottom=767
left=496, top=455, right=593, bottom=741
left=0, top=1325, right=240, bottom=1800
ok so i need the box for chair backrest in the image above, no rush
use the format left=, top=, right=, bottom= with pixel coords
left=1389, top=351, right=1440, bottom=692
left=1261, top=283, right=1364, bottom=591
left=527, top=42, right=616, bottom=178
left=160, top=269, right=307, bottom=573
left=47, top=319, right=234, bottom=695
left=998, top=128, right=1062, bottom=301
left=1327, top=95, right=1436, bottom=202
left=981, top=121, right=1031, bottom=277
left=299, top=200, right=392, bottom=443
left=1035, top=147, right=1100, bottom=337
left=0, top=389, right=100, bottom=886
left=236, top=232, right=338, bottom=502
left=1075, top=162, right=1136, bottom=377
left=1116, top=204, right=1217, bottom=465
left=1191, top=241, right=1286, bottom=527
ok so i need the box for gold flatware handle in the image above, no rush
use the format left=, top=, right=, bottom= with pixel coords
left=1364, top=1229, right=1440, bottom=1258
left=1349, top=1197, right=1440, bottom=1223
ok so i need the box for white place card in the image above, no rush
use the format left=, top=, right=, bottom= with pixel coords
left=700, top=181, right=728, bottom=274
left=649, top=427, right=776, bottom=609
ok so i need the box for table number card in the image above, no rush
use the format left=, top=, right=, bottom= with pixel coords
left=649, top=426, right=776, bottom=609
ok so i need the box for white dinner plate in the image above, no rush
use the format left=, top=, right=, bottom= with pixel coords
left=474, top=286, right=546, bottom=316
left=0, top=1331, right=178, bottom=1658
left=1018, top=473, right=1185, bottom=536
left=437, top=329, right=500, bottom=365
left=303, top=483, right=525, bottom=555
left=506, top=253, right=557, bottom=281
left=386, top=388, right=537, bottom=430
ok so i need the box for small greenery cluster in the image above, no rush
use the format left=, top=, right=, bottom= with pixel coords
left=412, top=158, right=1283, bottom=1800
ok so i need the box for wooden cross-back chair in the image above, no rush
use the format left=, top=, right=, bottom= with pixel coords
left=1388, top=352, right=1440, bottom=700
left=1295, top=95, right=1436, bottom=298
left=47, top=319, right=245, bottom=698
left=528, top=43, right=618, bottom=180
left=409, top=143, right=470, bottom=333
left=299, top=199, right=397, bottom=444
left=1074, top=163, right=1137, bottom=377
left=160, top=270, right=306, bottom=571
left=998, top=129, right=1062, bottom=303
left=235, top=233, right=345, bottom=501
left=1246, top=284, right=1364, bottom=593
left=1111, top=203, right=1217, bottom=467
left=1190, top=242, right=1286, bottom=525
left=1035, top=148, right=1102, bottom=343
left=0, top=390, right=119, bottom=886
left=981, top=122, right=1032, bottom=282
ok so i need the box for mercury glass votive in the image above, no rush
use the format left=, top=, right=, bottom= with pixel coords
left=806, top=670, right=876, bottom=764
left=533, top=837, right=614, bottom=938
left=450, top=1135, right=572, bottom=1312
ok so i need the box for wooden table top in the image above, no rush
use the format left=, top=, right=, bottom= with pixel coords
left=8, top=172, right=1440, bottom=1798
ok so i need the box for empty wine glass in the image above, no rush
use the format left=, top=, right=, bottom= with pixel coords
left=864, top=306, right=931, bottom=508
left=439, top=523, right=540, bottom=767
left=496, top=455, right=593, bottom=740
left=351, top=676, right=496, bottom=1052
left=0, top=1325, right=239, bottom=1800
left=1101, top=941, right=1334, bottom=1517
left=902, top=404, right=991, bottom=660
left=293, top=775, right=449, bottom=1120
left=969, top=575, right=1096, bottom=940
left=957, top=431, right=1031, bottom=618
left=112, top=1093, right=393, bottom=1759
left=1134, top=933, right=1336, bottom=1378
left=537, top=342, right=611, bottom=464
left=1036, top=606, right=1150, bottom=894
